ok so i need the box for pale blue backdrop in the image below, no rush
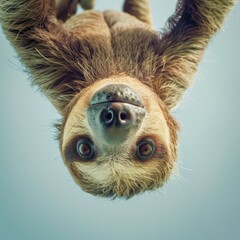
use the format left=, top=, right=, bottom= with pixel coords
left=0, top=1, right=239, bottom=240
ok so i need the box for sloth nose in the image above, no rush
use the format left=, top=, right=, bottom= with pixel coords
left=100, top=103, right=132, bottom=128
left=87, top=84, right=146, bottom=144
left=87, top=101, right=145, bottom=144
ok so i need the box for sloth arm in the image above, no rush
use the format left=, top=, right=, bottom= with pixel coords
left=154, top=0, right=235, bottom=109
left=0, top=0, right=94, bottom=113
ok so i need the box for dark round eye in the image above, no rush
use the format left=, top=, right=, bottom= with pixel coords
left=76, top=138, right=95, bottom=160
left=136, top=139, right=155, bottom=161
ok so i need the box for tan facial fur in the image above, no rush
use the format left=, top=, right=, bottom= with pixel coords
left=61, top=76, right=178, bottom=198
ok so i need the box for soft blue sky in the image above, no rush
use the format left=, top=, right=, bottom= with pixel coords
left=0, top=1, right=240, bottom=240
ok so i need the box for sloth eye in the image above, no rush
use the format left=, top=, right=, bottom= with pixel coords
left=136, top=138, right=155, bottom=161
left=76, top=138, right=95, bottom=160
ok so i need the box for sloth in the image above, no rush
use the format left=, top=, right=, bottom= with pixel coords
left=0, top=0, right=235, bottom=198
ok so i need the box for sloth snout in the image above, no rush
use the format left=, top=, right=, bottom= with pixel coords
left=87, top=84, right=146, bottom=144
left=88, top=102, right=145, bottom=144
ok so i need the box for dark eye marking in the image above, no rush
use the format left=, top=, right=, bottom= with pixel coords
left=134, top=134, right=169, bottom=162
left=64, top=135, right=96, bottom=162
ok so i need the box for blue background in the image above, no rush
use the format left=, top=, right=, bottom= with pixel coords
left=0, top=1, right=239, bottom=239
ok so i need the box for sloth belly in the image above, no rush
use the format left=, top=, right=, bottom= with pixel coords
left=61, top=10, right=161, bottom=83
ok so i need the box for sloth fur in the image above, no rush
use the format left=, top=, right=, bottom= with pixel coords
left=0, top=0, right=235, bottom=198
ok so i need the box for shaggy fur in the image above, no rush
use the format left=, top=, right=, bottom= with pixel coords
left=0, top=0, right=235, bottom=198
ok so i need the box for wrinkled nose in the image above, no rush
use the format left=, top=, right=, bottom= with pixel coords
left=100, top=102, right=133, bottom=129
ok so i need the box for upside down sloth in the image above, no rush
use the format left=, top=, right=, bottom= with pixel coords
left=0, top=0, right=235, bottom=198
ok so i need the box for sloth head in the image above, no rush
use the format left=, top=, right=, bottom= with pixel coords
left=60, top=75, right=178, bottom=199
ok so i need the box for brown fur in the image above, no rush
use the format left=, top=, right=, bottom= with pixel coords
left=0, top=0, right=235, bottom=198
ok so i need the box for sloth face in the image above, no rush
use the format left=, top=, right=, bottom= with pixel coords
left=61, top=76, right=178, bottom=199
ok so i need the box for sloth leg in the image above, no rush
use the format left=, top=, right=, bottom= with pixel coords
left=56, top=0, right=78, bottom=22
left=0, top=0, right=89, bottom=113
left=123, top=0, right=152, bottom=26
left=56, top=0, right=95, bottom=22
left=78, top=0, right=95, bottom=10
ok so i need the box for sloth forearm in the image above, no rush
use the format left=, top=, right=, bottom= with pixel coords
left=0, top=0, right=57, bottom=60
left=171, top=0, right=235, bottom=35
left=156, top=0, right=235, bottom=109
left=0, top=0, right=55, bottom=31
left=0, top=0, right=75, bottom=113
left=161, top=0, right=236, bottom=74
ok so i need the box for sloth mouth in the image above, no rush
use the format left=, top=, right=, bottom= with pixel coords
left=90, top=84, right=144, bottom=108
left=90, top=100, right=143, bottom=108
